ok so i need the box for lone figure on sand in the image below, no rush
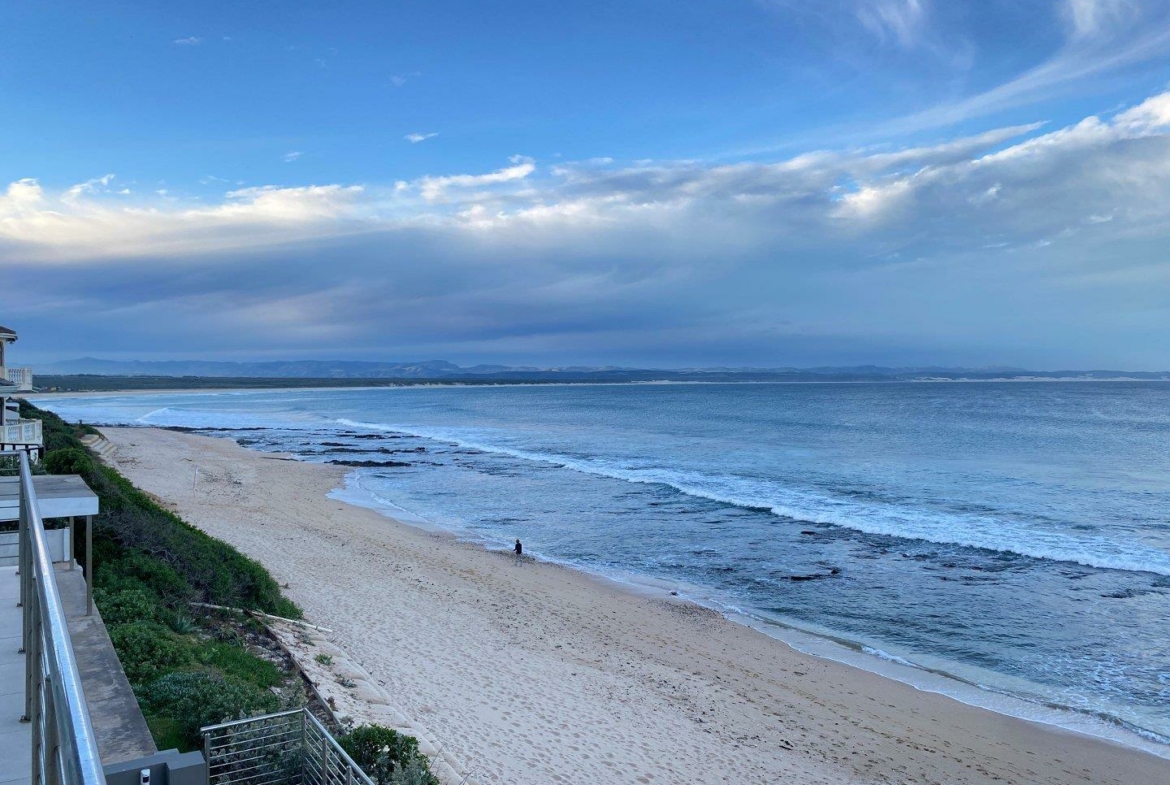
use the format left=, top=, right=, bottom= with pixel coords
left=514, top=539, right=523, bottom=556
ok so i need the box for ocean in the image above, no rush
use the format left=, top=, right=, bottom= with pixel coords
left=41, top=381, right=1170, bottom=754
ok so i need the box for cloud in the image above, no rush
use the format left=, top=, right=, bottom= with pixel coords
left=283, top=151, right=304, bottom=163
left=856, top=0, right=927, bottom=49
left=173, top=36, right=202, bottom=46
left=405, top=132, right=439, bottom=144
left=7, top=93, right=1170, bottom=366
left=417, top=159, right=535, bottom=201
left=63, top=174, right=117, bottom=203
left=1062, top=0, right=1138, bottom=40
left=881, top=2, right=1170, bottom=134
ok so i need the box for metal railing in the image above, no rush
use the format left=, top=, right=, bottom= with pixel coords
left=202, top=709, right=374, bottom=785
left=12, top=449, right=107, bottom=785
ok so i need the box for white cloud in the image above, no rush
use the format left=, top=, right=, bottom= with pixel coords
left=283, top=151, right=304, bottom=163
left=63, top=174, right=117, bottom=203
left=405, top=132, right=439, bottom=144
left=1062, top=0, right=1138, bottom=40
left=4, top=92, right=1170, bottom=274
left=417, top=160, right=536, bottom=201
left=173, top=36, right=202, bottom=46
left=856, top=0, right=927, bottom=49
left=11, top=93, right=1170, bottom=368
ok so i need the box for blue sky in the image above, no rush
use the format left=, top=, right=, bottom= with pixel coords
left=4, top=1, right=1170, bottom=369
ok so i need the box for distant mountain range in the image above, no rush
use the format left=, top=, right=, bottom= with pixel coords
left=32, top=357, right=1170, bottom=383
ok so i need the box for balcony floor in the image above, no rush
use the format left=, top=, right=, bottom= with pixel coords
left=0, top=561, right=156, bottom=785
left=0, top=565, right=30, bottom=785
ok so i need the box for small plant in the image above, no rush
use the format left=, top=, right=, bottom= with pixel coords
left=315, top=653, right=334, bottom=666
left=339, top=725, right=439, bottom=785
left=170, top=614, right=198, bottom=635
left=336, top=676, right=357, bottom=688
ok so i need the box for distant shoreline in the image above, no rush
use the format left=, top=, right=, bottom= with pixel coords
left=27, top=374, right=1170, bottom=394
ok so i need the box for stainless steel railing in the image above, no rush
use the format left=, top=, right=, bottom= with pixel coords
left=202, top=708, right=374, bottom=785
left=12, top=448, right=107, bottom=785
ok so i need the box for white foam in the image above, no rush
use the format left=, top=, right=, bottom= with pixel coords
left=334, top=418, right=1170, bottom=577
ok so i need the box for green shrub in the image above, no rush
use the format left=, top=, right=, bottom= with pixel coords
left=194, top=641, right=283, bottom=689
left=140, top=671, right=280, bottom=751
left=43, top=447, right=95, bottom=477
left=93, top=588, right=160, bottom=626
left=339, top=725, right=438, bottom=785
left=108, top=621, right=191, bottom=684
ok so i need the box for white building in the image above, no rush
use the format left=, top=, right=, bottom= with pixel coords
left=0, top=324, right=43, bottom=456
left=0, top=324, right=34, bottom=391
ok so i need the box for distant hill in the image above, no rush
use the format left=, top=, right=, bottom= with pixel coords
left=31, top=357, right=1170, bottom=387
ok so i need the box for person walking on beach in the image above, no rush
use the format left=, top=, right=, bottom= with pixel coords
left=514, top=538, right=523, bottom=556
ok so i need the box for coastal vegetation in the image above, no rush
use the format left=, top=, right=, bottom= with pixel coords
left=17, top=402, right=438, bottom=782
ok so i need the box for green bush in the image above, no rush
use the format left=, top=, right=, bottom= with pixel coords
left=339, top=725, right=438, bottom=785
left=140, top=671, right=279, bottom=750
left=43, top=447, right=95, bottom=476
left=95, top=547, right=192, bottom=608
left=108, top=621, right=191, bottom=684
left=93, top=588, right=160, bottom=626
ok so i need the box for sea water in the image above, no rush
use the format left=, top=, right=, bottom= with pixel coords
left=42, top=382, right=1170, bottom=752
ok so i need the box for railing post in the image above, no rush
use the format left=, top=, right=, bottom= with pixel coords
left=44, top=670, right=61, bottom=785
left=86, top=515, right=93, bottom=616
left=301, top=709, right=308, bottom=785
left=204, top=730, right=212, bottom=785
left=322, top=731, right=329, bottom=785
left=29, top=592, right=43, bottom=784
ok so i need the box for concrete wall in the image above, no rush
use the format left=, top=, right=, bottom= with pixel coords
left=104, top=750, right=206, bottom=785
left=0, top=527, right=71, bottom=566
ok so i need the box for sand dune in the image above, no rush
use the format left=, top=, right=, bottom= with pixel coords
left=101, top=426, right=1170, bottom=785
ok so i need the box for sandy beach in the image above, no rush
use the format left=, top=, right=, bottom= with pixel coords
left=99, top=426, right=1170, bottom=785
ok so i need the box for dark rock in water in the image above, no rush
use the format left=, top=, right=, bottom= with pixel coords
left=800, top=530, right=817, bottom=536
left=327, top=459, right=411, bottom=467
left=789, top=569, right=841, bottom=581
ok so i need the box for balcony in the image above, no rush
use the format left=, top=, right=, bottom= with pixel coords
left=2, top=367, right=34, bottom=392
left=1, top=418, right=42, bottom=448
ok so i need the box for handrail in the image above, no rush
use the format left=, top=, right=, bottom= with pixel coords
left=202, top=708, right=375, bottom=785
left=12, top=449, right=106, bottom=785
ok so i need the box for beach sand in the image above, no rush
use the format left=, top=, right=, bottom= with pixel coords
left=100, top=427, right=1170, bottom=785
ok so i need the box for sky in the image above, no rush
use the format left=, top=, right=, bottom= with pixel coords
left=3, top=1, right=1170, bottom=370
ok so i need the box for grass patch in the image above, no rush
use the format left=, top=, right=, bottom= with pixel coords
left=195, top=640, right=284, bottom=688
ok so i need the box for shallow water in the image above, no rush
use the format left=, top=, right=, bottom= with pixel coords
left=43, top=381, right=1170, bottom=748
